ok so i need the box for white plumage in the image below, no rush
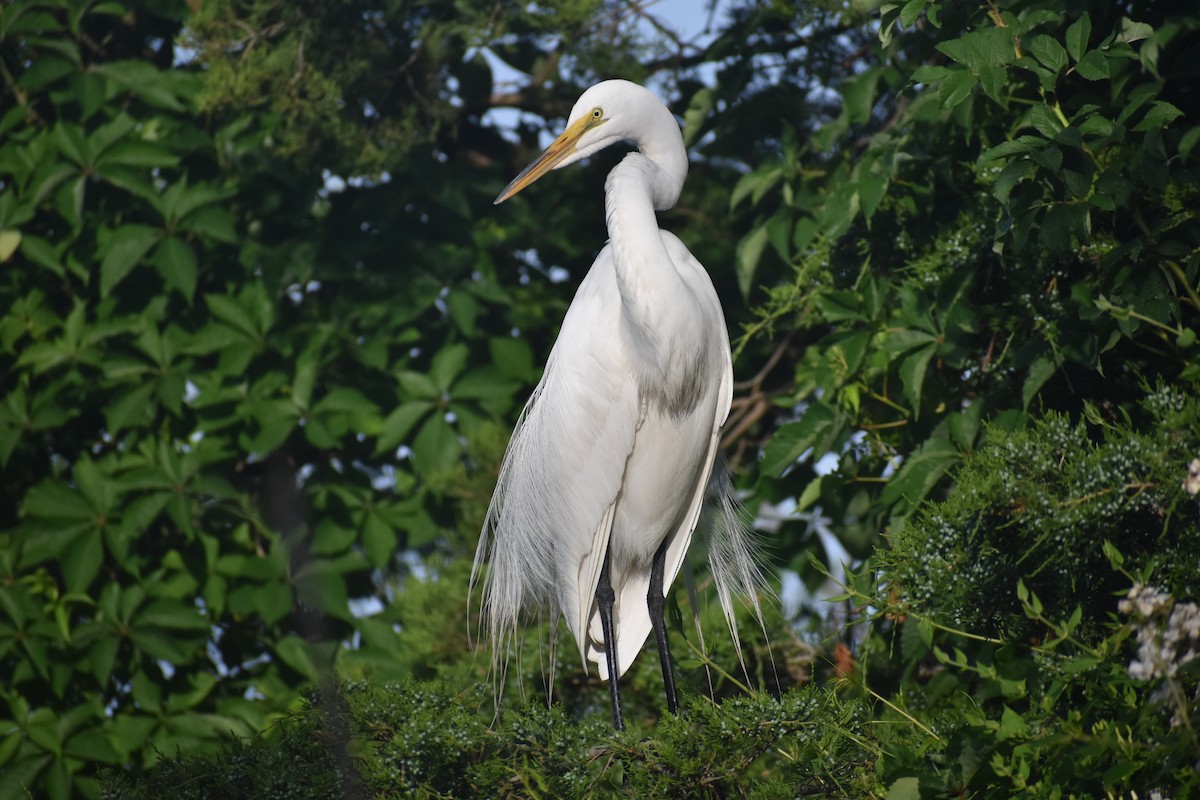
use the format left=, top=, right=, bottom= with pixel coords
left=472, top=80, right=764, bottom=727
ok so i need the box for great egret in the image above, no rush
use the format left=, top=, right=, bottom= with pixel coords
left=473, top=79, right=764, bottom=730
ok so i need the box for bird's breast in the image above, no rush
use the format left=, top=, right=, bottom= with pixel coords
left=610, top=385, right=717, bottom=571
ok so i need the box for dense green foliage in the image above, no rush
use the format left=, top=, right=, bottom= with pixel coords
left=0, top=0, right=1197, bottom=797
left=102, top=681, right=879, bottom=799
left=886, top=387, right=1200, bottom=639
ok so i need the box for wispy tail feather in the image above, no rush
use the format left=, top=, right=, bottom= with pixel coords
left=473, top=449, right=777, bottom=712
left=705, top=466, right=776, bottom=687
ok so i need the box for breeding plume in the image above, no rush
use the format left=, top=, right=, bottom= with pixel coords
left=472, top=80, right=764, bottom=730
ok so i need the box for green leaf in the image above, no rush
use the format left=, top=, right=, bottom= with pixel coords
left=885, top=777, right=920, bottom=800
left=1025, top=34, right=1067, bottom=75
left=100, top=224, right=162, bottom=296
left=1115, top=17, right=1154, bottom=44
left=20, top=54, right=76, bottom=92
left=24, top=480, right=92, bottom=522
left=1022, top=356, right=1057, bottom=409
left=429, top=343, right=469, bottom=393
left=815, top=290, right=869, bottom=324
left=397, top=369, right=439, bottom=400
left=730, top=165, right=781, bottom=211
left=61, top=530, right=102, bottom=593
left=313, top=387, right=377, bottom=416
left=135, top=600, right=208, bottom=631
left=937, top=69, right=976, bottom=110
left=1179, top=126, right=1200, bottom=160
left=1060, top=656, right=1100, bottom=674
left=18, top=234, right=64, bottom=275
left=273, top=636, right=318, bottom=681
left=26, top=709, right=63, bottom=756
left=64, top=728, right=121, bottom=764
left=880, top=328, right=937, bottom=355
left=204, top=293, right=258, bottom=339
left=361, top=514, right=396, bottom=569
left=947, top=399, right=983, bottom=450
left=979, top=135, right=1046, bottom=164
left=1074, top=49, right=1109, bottom=80
left=820, top=182, right=859, bottom=239
left=977, top=66, right=1007, bottom=105
left=842, top=70, right=879, bottom=125
left=735, top=225, right=769, bottom=298
left=879, top=436, right=959, bottom=512
left=917, top=616, right=933, bottom=647
left=899, top=615, right=927, bottom=661
left=376, top=400, right=434, bottom=456
left=1031, top=145, right=1062, bottom=171
left=899, top=346, right=935, bottom=414
left=52, top=123, right=89, bottom=166
left=878, top=2, right=902, bottom=46
left=451, top=368, right=516, bottom=406
left=856, top=167, right=888, bottom=222
left=765, top=211, right=791, bottom=261
left=1040, top=204, right=1088, bottom=253
left=1133, top=101, right=1183, bottom=132
left=898, top=0, right=925, bottom=27
left=489, top=337, right=534, bottom=381
left=827, top=331, right=870, bottom=381
left=178, top=205, right=237, bottom=243
left=1065, top=15, right=1091, bottom=62
left=997, top=705, right=1029, bottom=740
left=445, top=288, right=479, bottom=335
left=0, top=229, right=20, bottom=262
left=760, top=402, right=840, bottom=477
left=152, top=236, right=198, bottom=302
left=791, top=216, right=818, bottom=252
left=93, top=60, right=186, bottom=111
left=911, top=64, right=953, bottom=85
left=293, top=558, right=355, bottom=621
left=164, top=181, right=236, bottom=226
left=681, top=86, right=713, bottom=147
left=796, top=476, right=824, bottom=512
left=96, top=138, right=179, bottom=170
left=411, top=415, right=459, bottom=477
left=1027, top=104, right=1064, bottom=137
left=936, top=27, right=1013, bottom=70
left=88, top=636, right=120, bottom=687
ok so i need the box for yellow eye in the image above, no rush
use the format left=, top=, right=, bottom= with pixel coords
left=591, top=107, right=603, bottom=119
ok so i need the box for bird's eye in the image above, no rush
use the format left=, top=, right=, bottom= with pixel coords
left=591, top=107, right=603, bottom=119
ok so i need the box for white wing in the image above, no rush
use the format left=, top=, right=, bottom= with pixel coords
left=474, top=244, right=641, bottom=659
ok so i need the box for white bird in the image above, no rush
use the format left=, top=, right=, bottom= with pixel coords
left=472, top=79, right=764, bottom=730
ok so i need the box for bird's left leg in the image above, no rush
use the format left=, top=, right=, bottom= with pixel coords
left=596, top=544, right=625, bottom=730
left=648, top=537, right=679, bottom=714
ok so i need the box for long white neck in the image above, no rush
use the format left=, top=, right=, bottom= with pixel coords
left=604, top=154, right=679, bottom=336
left=603, top=141, right=711, bottom=410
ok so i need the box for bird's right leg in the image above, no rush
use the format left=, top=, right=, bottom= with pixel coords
left=648, top=537, right=679, bottom=715
left=596, top=545, right=625, bottom=731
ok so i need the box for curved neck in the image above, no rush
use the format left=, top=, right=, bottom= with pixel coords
left=604, top=153, right=694, bottom=375
left=604, top=154, right=677, bottom=300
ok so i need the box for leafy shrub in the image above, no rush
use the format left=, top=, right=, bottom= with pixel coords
left=884, top=387, right=1200, bottom=639
left=102, top=681, right=881, bottom=799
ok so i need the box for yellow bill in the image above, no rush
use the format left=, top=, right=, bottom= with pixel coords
left=494, top=112, right=607, bottom=204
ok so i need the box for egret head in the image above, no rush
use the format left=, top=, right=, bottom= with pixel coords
left=494, top=80, right=686, bottom=205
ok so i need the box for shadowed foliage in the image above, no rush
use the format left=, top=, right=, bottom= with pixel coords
left=0, top=0, right=1197, bottom=797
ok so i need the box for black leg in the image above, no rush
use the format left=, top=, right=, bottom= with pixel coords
left=596, top=544, right=624, bottom=730
left=648, top=538, right=679, bottom=715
